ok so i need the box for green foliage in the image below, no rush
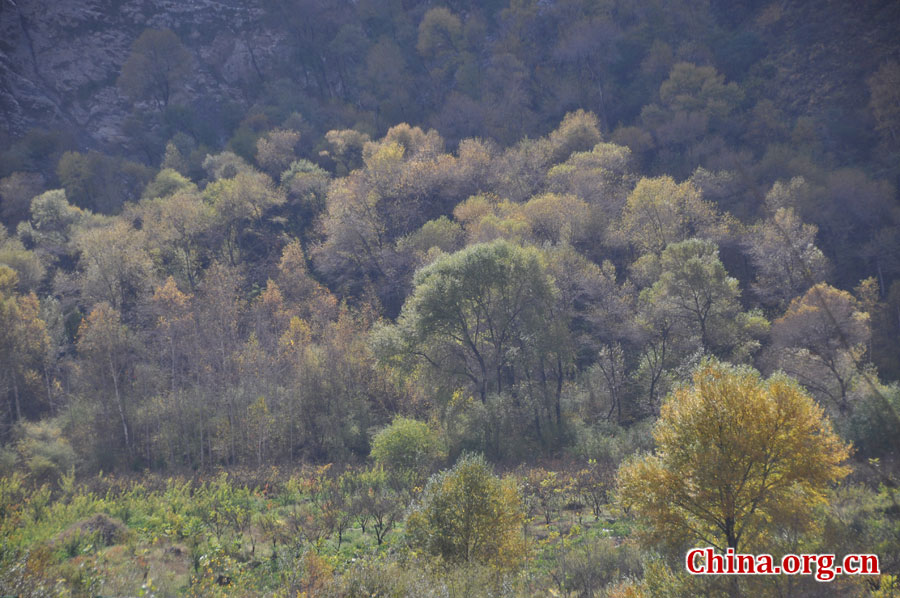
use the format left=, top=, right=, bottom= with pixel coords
left=640, top=238, right=757, bottom=355
left=406, top=453, right=527, bottom=569
left=118, top=29, right=192, bottom=110
left=619, top=176, right=725, bottom=255
left=1, top=6, right=900, bottom=592
left=370, top=416, right=445, bottom=486
left=0, top=171, right=44, bottom=225
left=57, top=151, right=152, bottom=213
left=14, top=420, right=77, bottom=485
left=846, top=382, right=900, bottom=458
left=142, top=167, right=197, bottom=200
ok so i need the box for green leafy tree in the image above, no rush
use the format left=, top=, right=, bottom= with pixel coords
left=15, top=189, right=92, bottom=267
left=641, top=238, right=764, bottom=356
left=375, top=240, right=571, bottom=447
left=406, top=453, right=527, bottom=569
left=118, top=29, right=192, bottom=110
left=370, top=416, right=445, bottom=488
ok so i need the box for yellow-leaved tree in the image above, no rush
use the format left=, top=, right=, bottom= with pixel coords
left=617, top=359, right=850, bottom=553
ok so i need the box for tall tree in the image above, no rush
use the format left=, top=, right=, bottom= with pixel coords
left=640, top=238, right=761, bottom=356
left=746, top=207, right=830, bottom=309
left=769, top=283, right=870, bottom=414
left=618, top=359, right=850, bottom=554
left=0, top=266, right=51, bottom=430
left=374, top=240, right=571, bottom=447
left=76, top=302, right=136, bottom=453
left=619, top=176, right=726, bottom=255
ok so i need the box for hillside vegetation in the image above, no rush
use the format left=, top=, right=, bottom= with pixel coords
left=1, top=0, right=899, bottom=596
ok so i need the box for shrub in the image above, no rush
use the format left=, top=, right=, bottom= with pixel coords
left=370, top=416, right=445, bottom=486
left=406, top=453, right=527, bottom=569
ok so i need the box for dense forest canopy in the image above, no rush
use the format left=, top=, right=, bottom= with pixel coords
left=1, top=0, right=899, bottom=596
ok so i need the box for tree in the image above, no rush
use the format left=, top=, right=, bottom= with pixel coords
left=323, top=129, right=370, bottom=174
left=275, top=240, right=337, bottom=327
left=376, top=240, right=565, bottom=407
left=0, top=227, right=45, bottom=292
left=74, top=220, right=155, bottom=315
left=417, top=7, right=462, bottom=60
left=56, top=151, right=152, bottom=214
left=347, top=466, right=401, bottom=545
left=371, top=416, right=445, bottom=487
left=867, top=61, right=900, bottom=146
left=521, top=193, right=592, bottom=245
left=0, top=266, right=51, bottom=428
left=374, top=240, right=574, bottom=451
left=406, top=453, right=527, bottom=569
left=619, top=176, right=725, bottom=255
left=545, top=142, right=633, bottom=235
left=618, top=359, right=850, bottom=554
left=204, top=170, right=285, bottom=265
left=255, top=129, right=301, bottom=176
left=280, top=159, right=330, bottom=237
left=141, top=167, right=197, bottom=200
left=658, top=63, right=743, bottom=122
left=0, top=172, right=44, bottom=225
left=640, top=238, right=761, bottom=355
left=364, top=37, right=415, bottom=128
left=416, top=6, right=463, bottom=92
left=118, top=29, right=192, bottom=110
left=769, top=283, right=870, bottom=414
left=76, top=302, right=136, bottom=453
left=746, top=207, right=830, bottom=308
left=15, top=189, right=92, bottom=267
left=547, top=110, right=603, bottom=165
left=138, top=187, right=213, bottom=289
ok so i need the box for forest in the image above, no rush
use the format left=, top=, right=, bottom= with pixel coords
left=1, top=0, right=899, bottom=596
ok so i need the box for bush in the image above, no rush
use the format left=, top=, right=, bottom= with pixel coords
left=15, top=420, right=77, bottom=484
left=370, top=416, right=445, bottom=486
left=550, top=537, right=643, bottom=598
left=406, top=453, right=527, bottom=569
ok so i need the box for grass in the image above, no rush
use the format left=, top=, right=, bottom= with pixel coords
left=0, top=468, right=627, bottom=597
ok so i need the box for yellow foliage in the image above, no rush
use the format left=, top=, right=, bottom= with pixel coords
left=618, top=359, right=850, bottom=553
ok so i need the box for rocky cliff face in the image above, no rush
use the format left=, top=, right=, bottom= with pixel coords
left=0, top=0, right=283, bottom=148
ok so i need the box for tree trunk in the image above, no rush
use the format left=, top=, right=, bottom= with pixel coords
left=108, top=349, right=130, bottom=451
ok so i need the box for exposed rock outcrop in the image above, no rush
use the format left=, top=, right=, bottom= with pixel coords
left=0, top=0, right=283, bottom=148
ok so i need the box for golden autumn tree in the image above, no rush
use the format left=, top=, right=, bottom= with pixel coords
left=617, top=359, right=850, bottom=553
left=769, top=283, right=870, bottom=414
left=0, top=266, right=51, bottom=426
